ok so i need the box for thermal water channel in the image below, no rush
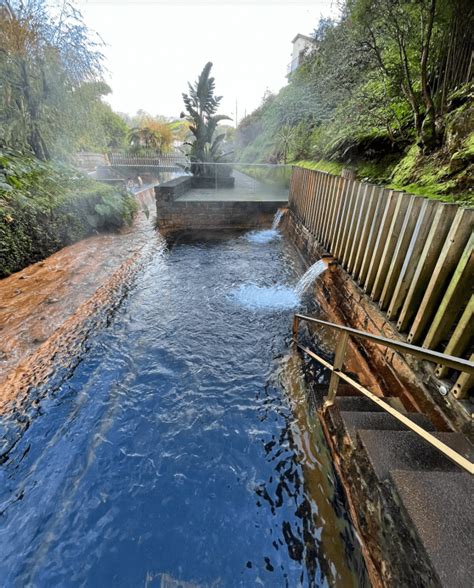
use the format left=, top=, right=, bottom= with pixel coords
left=0, top=228, right=366, bottom=586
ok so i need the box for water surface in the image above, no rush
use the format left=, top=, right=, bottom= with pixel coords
left=0, top=230, right=365, bottom=587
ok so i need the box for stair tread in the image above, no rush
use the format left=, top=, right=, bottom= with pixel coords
left=357, top=429, right=473, bottom=481
left=334, top=395, right=406, bottom=413
left=339, top=411, right=435, bottom=447
left=390, top=469, right=474, bottom=587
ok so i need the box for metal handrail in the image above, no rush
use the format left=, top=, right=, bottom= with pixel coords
left=293, top=314, right=474, bottom=375
left=292, top=314, right=474, bottom=475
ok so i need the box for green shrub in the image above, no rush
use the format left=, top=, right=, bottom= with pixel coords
left=0, top=148, right=137, bottom=277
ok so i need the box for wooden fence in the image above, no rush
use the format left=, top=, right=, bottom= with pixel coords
left=289, top=166, right=473, bottom=398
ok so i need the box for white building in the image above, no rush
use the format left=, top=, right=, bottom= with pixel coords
left=287, top=34, right=314, bottom=76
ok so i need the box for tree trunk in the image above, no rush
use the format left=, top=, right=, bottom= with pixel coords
left=420, top=0, right=437, bottom=151
left=20, top=59, right=49, bottom=160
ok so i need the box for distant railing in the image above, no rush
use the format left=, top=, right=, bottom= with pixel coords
left=108, top=152, right=189, bottom=168
left=292, top=314, right=474, bottom=474
left=289, top=166, right=474, bottom=399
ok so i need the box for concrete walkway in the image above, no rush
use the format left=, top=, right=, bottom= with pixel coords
left=177, top=170, right=288, bottom=202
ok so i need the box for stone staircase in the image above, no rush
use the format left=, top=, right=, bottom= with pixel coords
left=324, top=394, right=473, bottom=587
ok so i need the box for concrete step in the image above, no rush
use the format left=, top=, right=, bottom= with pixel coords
left=339, top=410, right=435, bottom=447
left=334, top=395, right=406, bottom=413
left=390, top=469, right=474, bottom=587
left=357, top=429, right=473, bottom=481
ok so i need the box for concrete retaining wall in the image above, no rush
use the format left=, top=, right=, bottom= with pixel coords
left=156, top=200, right=280, bottom=235
left=154, top=177, right=283, bottom=235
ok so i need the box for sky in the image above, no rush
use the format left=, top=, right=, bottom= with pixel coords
left=77, top=0, right=338, bottom=124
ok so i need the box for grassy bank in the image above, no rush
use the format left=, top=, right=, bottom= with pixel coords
left=0, top=148, right=137, bottom=278
left=293, top=141, right=473, bottom=206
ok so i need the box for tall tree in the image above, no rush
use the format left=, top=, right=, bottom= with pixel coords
left=0, top=0, right=104, bottom=158
left=349, top=0, right=470, bottom=150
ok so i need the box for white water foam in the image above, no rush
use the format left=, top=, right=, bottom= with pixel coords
left=245, top=229, right=281, bottom=244
left=245, top=209, right=285, bottom=244
left=231, top=259, right=327, bottom=312
left=229, top=284, right=300, bottom=311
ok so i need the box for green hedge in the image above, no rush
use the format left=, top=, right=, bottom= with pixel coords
left=0, top=148, right=137, bottom=278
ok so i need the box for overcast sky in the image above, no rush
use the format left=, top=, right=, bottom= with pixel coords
left=77, top=0, right=338, bottom=123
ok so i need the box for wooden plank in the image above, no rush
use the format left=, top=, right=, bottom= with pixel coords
left=312, top=171, right=324, bottom=237
left=364, top=191, right=404, bottom=296
left=436, top=295, right=474, bottom=378
left=288, top=167, right=296, bottom=205
left=291, top=167, right=301, bottom=218
left=387, top=199, right=437, bottom=320
left=305, top=170, right=318, bottom=234
left=371, top=192, right=413, bottom=301
left=379, top=196, right=423, bottom=311
left=324, top=175, right=341, bottom=250
left=334, top=180, right=358, bottom=262
left=323, top=175, right=338, bottom=246
left=352, top=185, right=379, bottom=281
left=327, top=176, right=346, bottom=251
left=358, top=187, right=387, bottom=285
left=347, top=183, right=371, bottom=274
left=298, top=168, right=305, bottom=220
left=422, top=233, right=474, bottom=349
left=321, top=174, right=336, bottom=247
left=311, top=171, right=324, bottom=236
left=296, top=167, right=305, bottom=222
left=408, top=208, right=473, bottom=344
left=341, top=182, right=365, bottom=270
left=311, top=172, right=324, bottom=236
left=332, top=178, right=352, bottom=259
left=301, top=168, right=310, bottom=225
left=397, top=203, right=457, bottom=332
left=305, top=169, right=315, bottom=231
left=340, top=181, right=361, bottom=266
left=451, top=354, right=474, bottom=400
left=315, top=173, right=329, bottom=238
left=305, top=169, right=314, bottom=228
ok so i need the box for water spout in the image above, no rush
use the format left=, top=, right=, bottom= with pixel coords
left=294, top=260, right=327, bottom=296
left=245, top=209, right=285, bottom=244
left=271, top=209, right=285, bottom=231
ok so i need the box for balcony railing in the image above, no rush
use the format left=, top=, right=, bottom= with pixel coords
left=287, top=56, right=300, bottom=75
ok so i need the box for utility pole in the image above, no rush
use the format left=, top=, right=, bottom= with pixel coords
left=235, top=99, right=238, bottom=128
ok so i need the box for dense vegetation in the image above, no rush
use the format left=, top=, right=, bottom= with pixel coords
left=0, top=1, right=140, bottom=276
left=236, top=0, right=473, bottom=203
left=0, top=147, right=137, bottom=277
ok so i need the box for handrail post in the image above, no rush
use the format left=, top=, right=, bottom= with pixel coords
left=292, top=315, right=300, bottom=341
left=325, top=331, right=349, bottom=408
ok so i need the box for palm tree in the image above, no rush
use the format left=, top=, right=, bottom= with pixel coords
left=128, top=126, right=160, bottom=151
left=275, top=126, right=296, bottom=164
left=181, top=62, right=232, bottom=177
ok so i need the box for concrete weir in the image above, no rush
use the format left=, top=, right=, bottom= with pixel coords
left=154, top=172, right=288, bottom=235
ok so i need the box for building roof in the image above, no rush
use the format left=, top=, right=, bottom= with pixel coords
left=291, top=33, right=314, bottom=44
